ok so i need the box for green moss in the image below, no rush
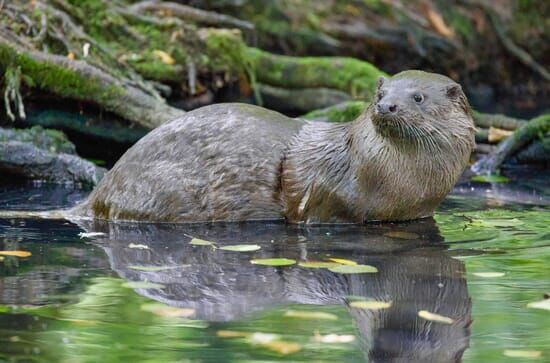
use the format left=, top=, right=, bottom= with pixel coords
left=0, top=43, right=124, bottom=106
left=303, top=101, right=367, bottom=123
left=246, top=48, right=386, bottom=99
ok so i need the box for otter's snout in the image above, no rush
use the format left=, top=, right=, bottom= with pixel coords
left=377, top=103, right=399, bottom=115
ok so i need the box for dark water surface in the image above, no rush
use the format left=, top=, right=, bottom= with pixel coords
left=0, top=173, right=548, bottom=362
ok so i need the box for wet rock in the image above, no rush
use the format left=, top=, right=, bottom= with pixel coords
left=0, top=127, right=105, bottom=186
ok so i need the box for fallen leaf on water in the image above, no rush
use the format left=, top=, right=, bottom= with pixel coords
left=313, top=332, right=355, bottom=344
left=328, top=264, right=378, bottom=274
left=219, top=244, right=261, bottom=252
left=0, top=251, right=31, bottom=258
left=261, top=340, right=301, bottom=355
left=383, top=231, right=420, bottom=240
left=189, top=238, right=215, bottom=246
left=249, top=332, right=280, bottom=344
left=327, top=258, right=357, bottom=265
left=298, top=261, right=341, bottom=268
left=284, top=310, right=338, bottom=320
left=78, top=232, right=106, bottom=239
left=217, top=330, right=250, bottom=338
left=349, top=300, right=392, bottom=310
left=418, top=310, right=454, bottom=324
left=503, top=350, right=542, bottom=358
left=472, top=272, right=505, bottom=278
left=153, top=50, right=175, bottom=65
left=128, top=243, right=149, bottom=249
left=141, top=303, right=195, bottom=318
left=527, top=299, right=550, bottom=311
left=250, top=258, right=295, bottom=266
left=122, top=281, right=165, bottom=289
left=471, top=175, right=509, bottom=183
left=128, top=265, right=184, bottom=272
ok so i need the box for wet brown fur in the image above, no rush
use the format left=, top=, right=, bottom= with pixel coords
left=76, top=70, right=475, bottom=224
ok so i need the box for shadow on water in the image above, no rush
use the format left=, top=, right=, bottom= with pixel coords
left=74, top=218, right=472, bottom=362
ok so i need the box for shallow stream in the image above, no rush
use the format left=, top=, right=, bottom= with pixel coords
left=0, top=170, right=548, bottom=362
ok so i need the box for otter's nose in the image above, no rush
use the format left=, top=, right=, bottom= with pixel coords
left=377, top=103, right=399, bottom=114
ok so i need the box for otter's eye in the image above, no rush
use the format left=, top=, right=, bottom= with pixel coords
left=413, top=93, right=424, bottom=104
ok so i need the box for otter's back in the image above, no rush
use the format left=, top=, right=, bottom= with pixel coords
left=82, top=103, right=304, bottom=222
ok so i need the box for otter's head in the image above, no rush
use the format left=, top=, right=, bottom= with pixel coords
left=371, top=70, right=475, bottom=152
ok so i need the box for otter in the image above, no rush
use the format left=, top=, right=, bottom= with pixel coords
left=74, top=70, right=475, bottom=224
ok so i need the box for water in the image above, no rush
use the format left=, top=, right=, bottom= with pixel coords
left=0, top=173, right=548, bottom=362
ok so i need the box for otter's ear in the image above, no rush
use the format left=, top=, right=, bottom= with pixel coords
left=446, top=84, right=462, bottom=99
left=377, top=76, right=386, bottom=90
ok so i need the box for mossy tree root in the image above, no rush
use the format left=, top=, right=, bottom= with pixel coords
left=0, top=37, right=184, bottom=128
left=472, top=114, right=550, bottom=173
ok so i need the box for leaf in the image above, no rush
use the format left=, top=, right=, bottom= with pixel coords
left=472, top=272, right=505, bottom=278
left=0, top=251, right=31, bottom=258
left=261, top=340, right=301, bottom=355
left=128, top=265, right=184, bottom=271
left=128, top=243, right=149, bottom=249
left=152, top=50, right=175, bottom=65
left=418, top=310, right=454, bottom=324
left=503, top=350, right=542, bottom=358
left=78, top=232, right=106, bottom=239
left=141, top=303, right=195, bottom=318
left=349, top=300, right=392, bottom=310
left=217, top=330, right=250, bottom=338
left=219, top=244, right=261, bottom=252
left=122, top=281, right=165, bottom=289
left=328, top=264, right=378, bottom=274
left=471, top=175, right=509, bottom=183
left=383, top=231, right=420, bottom=240
left=250, top=258, right=295, bottom=266
left=327, top=258, right=357, bottom=265
left=313, top=333, right=355, bottom=344
left=527, top=299, right=550, bottom=311
left=189, top=238, right=215, bottom=246
left=488, top=126, right=513, bottom=143
left=284, top=310, right=338, bottom=320
left=298, top=261, right=341, bottom=269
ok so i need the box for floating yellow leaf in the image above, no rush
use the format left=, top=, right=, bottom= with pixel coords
left=140, top=303, right=194, bottom=318
left=383, top=231, right=420, bottom=240
left=128, top=243, right=149, bottom=249
left=328, top=264, right=378, bottom=274
left=298, top=261, right=341, bottom=268
left=418, top=310, right=454, bottom=324
left=284, top=310, right=338, bottom=320
left=503, top=350, right=542, bottom=358
left=251, top=258, right=295, bottom=266
left=527, top=299, right=550, bottom=311
left=327, top=258, right=357, bottom=265
left=0, top=251, right=31, bottom=258
left=349, top=300, right=392, bottom=310
left=313, top=332, right=355, bottom=344
left=189, top=238, right=215, bottom=246
left=219, top=244, right=261, bottom=252
left=472, top=272, right=505, bottom=278
left=153, top=50, right=175, bottom=65
left=261, top=340, right=301, bottom=355
left=217, top=330, right=250, bottom=338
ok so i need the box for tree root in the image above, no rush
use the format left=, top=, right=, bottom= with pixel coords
left=472, top=114, right=550, bottom=173
left=128, top=0, right=254, bottom=31
left=2, top=64, right=26, bottom=121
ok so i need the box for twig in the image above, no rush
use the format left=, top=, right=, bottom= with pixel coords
left=128, top=0, right=254, bottom=31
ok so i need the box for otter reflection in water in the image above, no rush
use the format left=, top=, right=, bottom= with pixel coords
left=82, top=218, right=471, bottom=362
